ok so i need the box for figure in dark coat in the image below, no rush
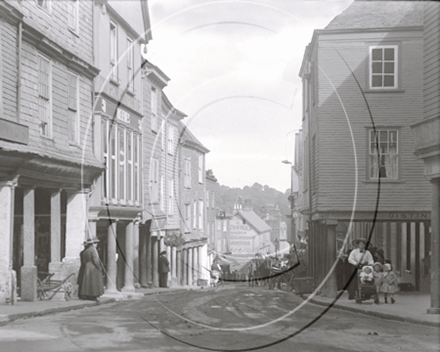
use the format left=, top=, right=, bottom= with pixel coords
left=159, top=251, right=170, bottom=288
left=77, top=243, right=87, bottom=299
left=78, top=237, right=104, bottom=300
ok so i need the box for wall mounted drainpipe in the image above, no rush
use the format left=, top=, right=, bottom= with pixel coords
left=16, top=20, right=22, bottom=123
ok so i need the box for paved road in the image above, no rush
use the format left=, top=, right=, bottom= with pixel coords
left=0, top=284, right=438, bottom=352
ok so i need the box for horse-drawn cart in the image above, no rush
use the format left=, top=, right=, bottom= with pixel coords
left=37, top=272, right=75, bottom=301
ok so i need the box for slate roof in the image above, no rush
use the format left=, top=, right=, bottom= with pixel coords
left=178, top=121, right=210, bottom=153
left=236, top=209, right=271, bottom=234
left=325, top=0, right=424, bottom=30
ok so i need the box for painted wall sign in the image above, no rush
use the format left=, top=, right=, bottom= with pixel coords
left=229, top=217, right=255, bottom=254
left=313, top=211, right=431, bottom=221
left=97, top=97, right=141, bottom=131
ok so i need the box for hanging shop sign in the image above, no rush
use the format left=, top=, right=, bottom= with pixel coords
left=97, top=97, right=142, bottom=131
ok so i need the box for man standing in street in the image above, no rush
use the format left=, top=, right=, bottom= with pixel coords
left=159, top=250, right=170, bottom=288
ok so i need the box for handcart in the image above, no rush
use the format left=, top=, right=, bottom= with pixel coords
left=37, top=272, right=75, bottom=301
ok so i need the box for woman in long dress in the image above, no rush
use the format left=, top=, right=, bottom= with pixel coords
left=78, top=237, right=104, bottom=301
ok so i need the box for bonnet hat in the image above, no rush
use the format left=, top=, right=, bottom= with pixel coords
left=362, top=265, right=373, bottom=272
left=383, top=263, right=392, bottom=271
left=373, top=262, right=383, bottom=270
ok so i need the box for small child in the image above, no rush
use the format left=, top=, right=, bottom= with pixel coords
left=381, top=263, right=398, bottom=303
left=372, top=262, right=383, bottom=304
left=359, top=265, right=374, bottom=284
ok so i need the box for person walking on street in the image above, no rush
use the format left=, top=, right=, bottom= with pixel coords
left=77, top=236, right=104, bottom=301
left=159, top=250, right=170, bottom=288
left=347, top=238, right=374, bottom=300
left=77, top=242, right=87, bottom=299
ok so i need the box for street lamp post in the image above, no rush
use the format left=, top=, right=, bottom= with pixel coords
left=281, top=129, right=300, bottom=250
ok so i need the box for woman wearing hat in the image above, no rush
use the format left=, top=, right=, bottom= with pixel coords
left=77, top=236, right=104, bottom=301
left=346, top=238, right=374, bottom=300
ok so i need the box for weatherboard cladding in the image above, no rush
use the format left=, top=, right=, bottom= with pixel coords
left=423, top=2, right=440, bottom=121
left=311, top=27, right=431, bottom=214
left=0, top=7, right=99, bottom=168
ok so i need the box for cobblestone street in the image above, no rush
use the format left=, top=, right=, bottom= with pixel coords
left=0, top=283, right=438, bottom=352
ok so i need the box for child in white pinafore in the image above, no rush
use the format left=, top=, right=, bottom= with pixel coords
left=381, top=263, right=398, bottom=303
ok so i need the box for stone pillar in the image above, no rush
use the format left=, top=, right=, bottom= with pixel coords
left=65, top=190, right=88, bottom=259
left=106, top=220, right=118, bottom=293
left=160, top=235, right=165, bottom=253
left=146, top=231, right=152, bottom=287
left=122, top=221, right=135, bottom=293
left=193, top=246, right=199, bottom=285
left=63, top=190, right=89, bottom=295
left=197, top=246, right=203, bottom=282
left=176, top=249, right=181, bottom=286
left=49, top=189, right=61, bottom=280
left=133, top=222, right=140, bottom=288
left=152, top=234, right=159, bottom=287
left=0, top=181, right=17, bottom=304
left=166, top=245, right=171, bottom=287
left=21, top=187, right=37, bottom=301
left=139, top=225, right=148, bottom=287
left=188, top=247, right=193, bottom=286
left=322, top=220, right=338, bottom=298
left=171, top=246, right=177, bottom=286
left=199, top=244, right=209, bottom=280
left=183, top=248, right=188, bottom=286
left=429, top=178, right=440, bottom=314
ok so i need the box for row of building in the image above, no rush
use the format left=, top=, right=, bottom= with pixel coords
left=0, top=0, right=290, bottom=304
left=292, top=0, right=440, bottom=313
left=0, top=0, right=229, bottom=303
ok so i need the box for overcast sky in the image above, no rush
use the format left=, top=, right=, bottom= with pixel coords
left=146, top=0, right=354, bottom=192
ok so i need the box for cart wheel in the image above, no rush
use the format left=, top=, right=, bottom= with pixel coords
left=64, top=282, right=73, bottom=301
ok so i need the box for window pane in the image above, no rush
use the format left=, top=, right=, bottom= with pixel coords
left=384, top=48, right=394, bottom=60
left=372, top=62, right=382, bottom=74
left=127, top=132, right=132, bottom=201
left=372, top=75, right=382, bottom=87
left=384, top=75, right=394, bottom=87
left=384, top=62, right=394, bottom=74
left=372, top=48, right=382, bottom=60
left=119, top=129, right=125, bottom=199
left=389, top=131, right=397, bottom=144
left=111, top=126, right=116, bottom=198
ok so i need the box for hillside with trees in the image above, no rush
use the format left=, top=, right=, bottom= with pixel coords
left=215, top=182, right=291, bottom=217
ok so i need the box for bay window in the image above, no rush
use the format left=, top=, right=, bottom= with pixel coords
left=102, top=119, right=141, bottom=205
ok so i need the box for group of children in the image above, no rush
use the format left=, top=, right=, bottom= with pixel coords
left=359, top=262, right=398, bottom=304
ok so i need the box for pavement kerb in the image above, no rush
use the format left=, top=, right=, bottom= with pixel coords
left=0, top=297, right=117, bottom=326
left=302, top=294, right=440, bottom=328
left=0, top=288, right=198, bottom=326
